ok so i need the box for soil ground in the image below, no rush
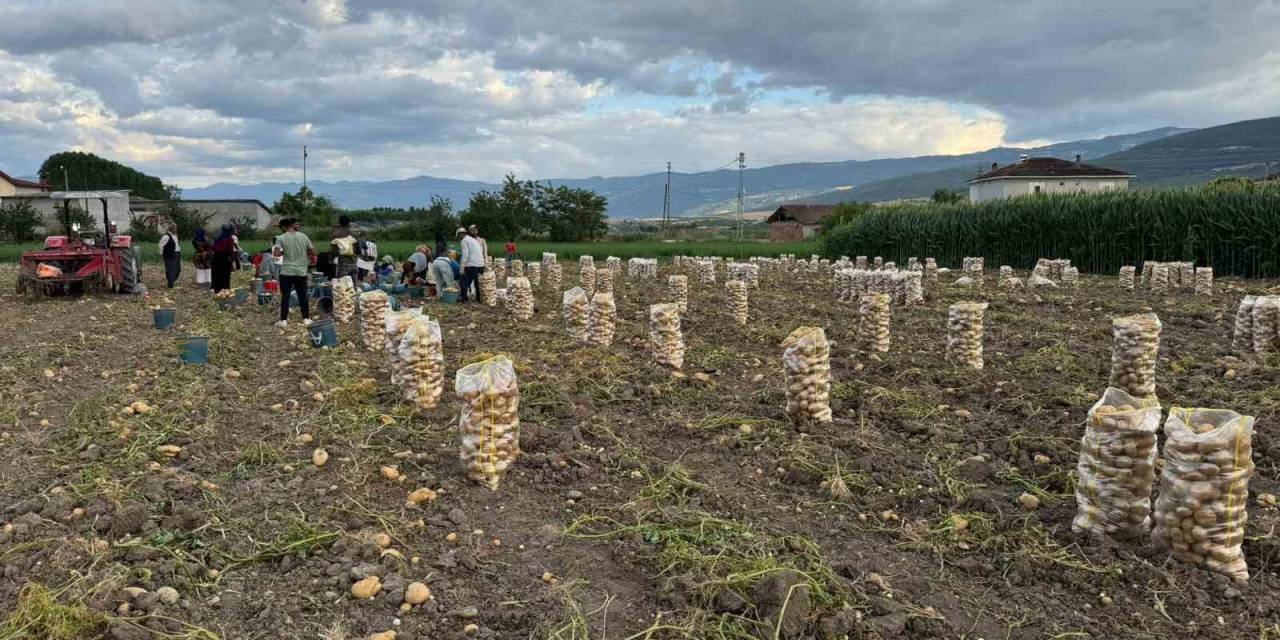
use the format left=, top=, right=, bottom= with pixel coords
left=0, top=261, right=1278, bottom=640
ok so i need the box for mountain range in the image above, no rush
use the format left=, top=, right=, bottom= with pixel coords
left=185, top=116, right=1280, bottom=217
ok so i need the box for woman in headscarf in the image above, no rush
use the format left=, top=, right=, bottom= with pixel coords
left=192, top=228, right=213, bottom=288
left=211, top=224, right=237, bottom=292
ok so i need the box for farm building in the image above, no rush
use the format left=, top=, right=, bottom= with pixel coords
left=968, top=156, right=1133, bottom=203
left=0, top=170, right=52, bottom=197
left=130, top=198, right=273, bottom=231
left=766, top=204, right=836, bottom=241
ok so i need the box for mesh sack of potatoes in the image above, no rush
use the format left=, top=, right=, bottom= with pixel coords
left=384, top=308, right=423, bottom=384
left=1252, top=295, right=1280, bottom=354
left=509, top=259, right=524, bottom=278
left=1062, top=266, right=1080, bottom=287
left=725, top=279, right=748, bottom=326
left=1109, top=313, right=1161, bottom=399
left=507, top=276, right=534, bottom=321
left=906, top=257, right=920, bottom=271
left=579, top=255, right=594, bottom=270
left=695, top=260, right=716, bottom=285
left=1179, top=262, right=1194, bottom=289
left=1000, top=276, right=1024, bottom=289
left=1232, top=296, right=1256, bottom=354
left=855, top=256, right=868, bottom=270
left=1032, top=259, right=1051, bottom=279
left=492, top=260, right=506, bottom=282
left=526, top=262, right=541, bottom=288
left=398, top=315, right=443, bottom=412
left=1072, top=387, right=1161, bottom=538
left=857, top=293, right=891, bottom=353
left=606, top=256, right=621, bottom=278
left=1119, top=266, right=1136, bottom=290
left=782, top=326, right=833, bottom=423
left=479, top=269, right=498, bottom=307
left=946, top=302, right=987, bottom=369
left=1150, top=263, right=1170, bottom=291
left=1194, top=267, right=1213, bottom=296
left=359, top=290, right=390, bottom=351
left=649, top=303, right=685, bottom=370
left=873, top=256, right=884, bottom=269
left=546, top=262, right=562, bottom=292
left=905, top=271, right=924, bottom=305
left=999, top=265, right=1013, bottom=278
left=833, top=269, right=852, bottom=304
left=924, top=258, right=938, bottom=282
left=456, top=355, right=521, bottom=491
left=541, top=252, right=557, bottom=271
left=580, top=264, right=597, bottom=298
left=588, top=291, right=617, bottom=346
left=883, top=261, right=896, bottom=271
left=595, top=266, right=614, bottom=295
left=668, top=275, right=689, bottom=312
left=1152, top=407, right=1255, bottom=582
left=562, top=287, right=590, bottom=341
left=333, top=276, right=357, bottom=323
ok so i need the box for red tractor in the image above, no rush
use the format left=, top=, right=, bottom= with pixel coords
left=17, top=191, right=141, bottom=299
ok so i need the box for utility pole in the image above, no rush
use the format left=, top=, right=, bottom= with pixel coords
left=302, top=145, right=308, bottom=196
left=662, top=162, right=671, bottom=238
left=736, top=152, right=746, bottom=241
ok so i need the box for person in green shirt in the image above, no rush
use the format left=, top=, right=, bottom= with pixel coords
left=271, top=217, right=316, bottom=328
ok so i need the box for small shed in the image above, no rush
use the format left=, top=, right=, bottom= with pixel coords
left=766, top=204, right=835, bottom=241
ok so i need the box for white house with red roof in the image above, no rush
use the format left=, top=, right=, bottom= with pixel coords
left=968, top=156, right=1133, bottom=203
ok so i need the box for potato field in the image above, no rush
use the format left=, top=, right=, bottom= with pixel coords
left=1, top=255, right=1279, bottom=640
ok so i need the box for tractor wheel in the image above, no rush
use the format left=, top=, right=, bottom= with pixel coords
left=16, top=276, right=41, bottom=302
left=118, top=248, right=141, bottom=294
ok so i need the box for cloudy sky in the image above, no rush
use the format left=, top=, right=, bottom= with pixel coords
left=2, top=0, right=1278, bottom=186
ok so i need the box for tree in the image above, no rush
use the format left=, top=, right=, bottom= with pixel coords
left=38, top=151, right=167, bottom=200
left=273, top=186, right=339, bottom=229
left=822, top=201, right=873, bottom=231
left=539, top=185, right=608, bottom=242
left=161, top=186, right=212, bottom=239
left=0, top=200, right=42, bottom=242
left=384, top=196, right=459, bottom=241
left=932, top=188, right=964, bottom=204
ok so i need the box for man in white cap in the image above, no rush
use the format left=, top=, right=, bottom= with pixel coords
left=459, top=224, right=486, bottom=302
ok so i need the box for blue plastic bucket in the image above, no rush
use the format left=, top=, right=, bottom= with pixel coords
left=257, top=292, right=272, bottom=306
left=153, top=308, right=176, bottom=330
left=391, top=284, right=408, bottom=295
left=318, top=297, right=334, bottom=314
left=408, top=285, right=426, bottom=299
left=251, top=278, right=264, bottom=294
left=307, top=318, right=338, bottom=348
left=440, top=291, right=459, bottom=304
left=180, top=336, right=209, bottom=364
left=233, top=288, right=248, bottom=304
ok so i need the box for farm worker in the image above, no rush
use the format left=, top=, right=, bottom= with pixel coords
left=192, top=228, right=212, bottom=289
left=407, top=245, right=430, bottom=281
left=231, top=226, right=244, bottom=271
left=431, top=250, right=457, bottom=295
left=210, top=224, right=237, bottom=292
left=273, top=217, right=315, bottom=328
left=355, top=231, right=378, bottom=282
left=158, top=223, right=181, bottom=289
left=505, top=239, right=517, bottom=264
left=376, top=255, right=399, bottom=285
left=459, top=224, right=486, bottom=303
left=330, top=215, right=357, bottom=281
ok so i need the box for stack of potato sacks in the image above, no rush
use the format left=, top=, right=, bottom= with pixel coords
left=509, top=259, right=524, bottom=278
left=782, top=327, right=832, bottom=423
left=580, top=263, right=596, bottom=298
left=1109, top=313, right=1161, bottom=398
left=923, top=258, right=938, bottom=283
left=455, top=355, right=520, bottom=490
left=479, top=269, right=498, bottom=307
left=588, top=292, right=616, bottom=346
left=594, top=265, right=614, bottom=295
left=1233, top=296, right=1257, bottom=354
left=359, top=290, right=390, bottom=351
left=562, top=287, right=590, bottom=341
left=725, top=280, right=748, bottom=326
left=606, top=256, right=622, bottom=281
left=695, top=260, right=715, bottom=285
left=1152, top=407, right=1255, bottom=581
left=333, top=276, right=356, bottom=323
left=1073, top=388, right=1160, bottom=538
left=1062, top=266, right=1080, bottom=287
left=526, top=262, right=541, bottom=288
left=649, top=303, right=684, bottom=370
left=398, top=315, right=443, bottom=413
left=1251, top=296, right=1280, bottom=355
left=857, top=293, right=891, bottom=353
left=508, top=276, right=534, bottom=321
left=946, top=302, right=987, bottom=369
left=546, top=262, right=562, bottom=292
left=668, top=275, right=688, bottom=312
left=961, top=257, right=984, bottom=285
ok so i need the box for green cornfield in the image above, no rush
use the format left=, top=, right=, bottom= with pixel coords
left=821, top=184, right=1280, bottom=278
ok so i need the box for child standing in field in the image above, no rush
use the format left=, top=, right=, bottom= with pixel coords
left=505, top=239, right=517, bottom=264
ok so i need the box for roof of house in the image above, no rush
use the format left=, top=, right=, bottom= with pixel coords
left=131, top=197, right=272, bottom=211
left=0, top=170, right=51, bottom=191
left=766, top=204, right=836, bottom=225
left=969, top=157, right=1133, bottom=183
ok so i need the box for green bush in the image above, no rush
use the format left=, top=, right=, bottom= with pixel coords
left=0, top=200, right=42, bottom=242
left=822, top=184, right=1280, bottom=278
left=127, top=213, right=161, bottom=243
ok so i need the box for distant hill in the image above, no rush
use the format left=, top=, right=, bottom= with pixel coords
left=798, top=127, right=1194, bottom=204
left=1093, top=116, right=1280, bottom=184
left=187, top=126, right=1199, bottom=217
